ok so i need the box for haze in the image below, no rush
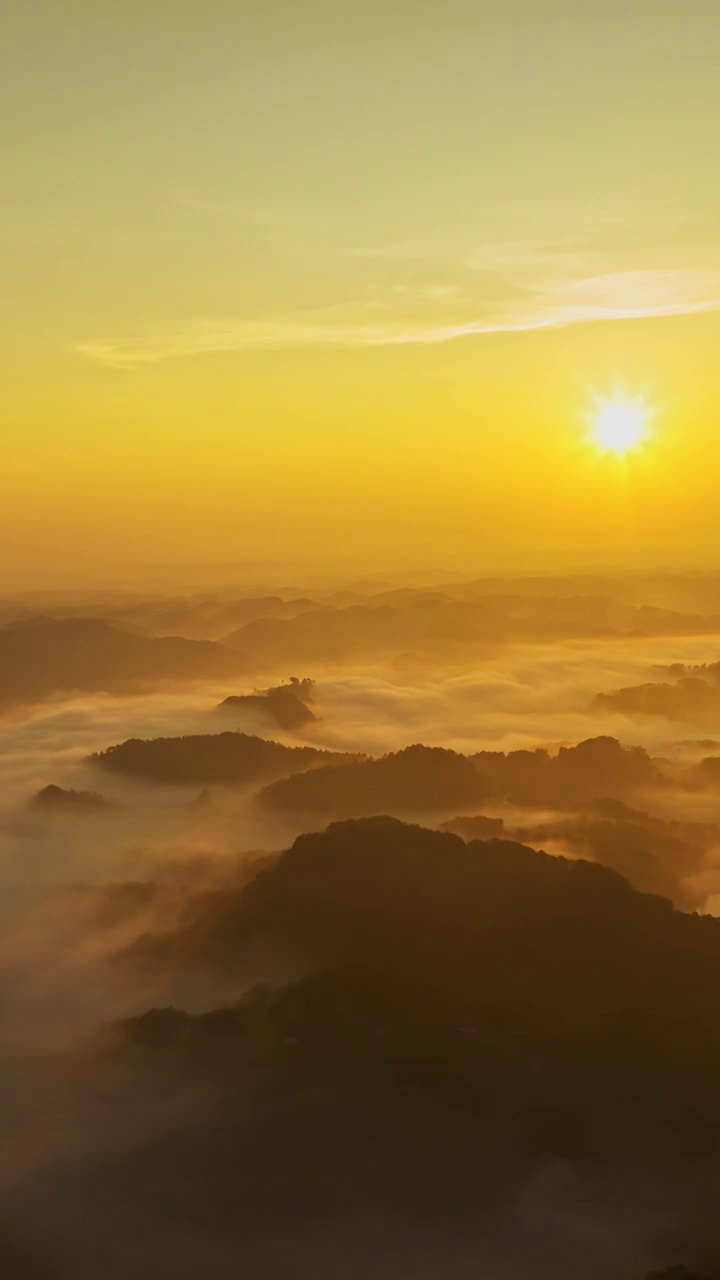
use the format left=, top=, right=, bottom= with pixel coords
left=2, top=4, right=720, bottom=1280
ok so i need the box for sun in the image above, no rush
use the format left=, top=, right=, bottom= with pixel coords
left=589, top=393, right=653, bottom=454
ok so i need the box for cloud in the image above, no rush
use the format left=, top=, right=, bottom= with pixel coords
left=74, top=267, right=720, bottom=367
left=538, top=268, right=720, bottom=323
left=74, top=188, right=720, bottom=368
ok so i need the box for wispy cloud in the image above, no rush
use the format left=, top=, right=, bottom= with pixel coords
left=75, top=268, right=720, bottom=367
left=536, top=267, right=720, bottom=323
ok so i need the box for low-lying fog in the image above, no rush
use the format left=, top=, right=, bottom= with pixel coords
left=2, top=577, right=720, bottom=1277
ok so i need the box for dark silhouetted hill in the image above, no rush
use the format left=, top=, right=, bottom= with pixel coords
left=122, top=815, right=720, bottom=1161
left=0, top=616, right=248, bottom=705
left=439, top=814, right=505, bottom=839
left=8, top=815, right=720, bottom=1279
left=259, top=736, right=665, bottom=817
left=595, top=678, right=720, bottom=721
left=511, top=799, right=718, bottom=909
left=656, top=660, right=720, bottom=683
left=473, top=735, right=663, bottom=805
left=691, top=756, right=720, bottom=786
left=259, top=744, right=486, bottom=816
left=217, top=677, right=317, bottom=730
left=30, top=784, right=113, bottom=813
left=89, top=731, right=360, bottom=785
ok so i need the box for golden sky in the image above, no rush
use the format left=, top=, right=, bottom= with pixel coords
left=4, top=1, right=720, bottom=585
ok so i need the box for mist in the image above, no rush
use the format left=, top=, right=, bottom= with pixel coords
left=0, top=573, right=719, bottom=1276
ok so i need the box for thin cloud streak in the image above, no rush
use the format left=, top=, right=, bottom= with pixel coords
left=74, top=269, right=720, bottom=368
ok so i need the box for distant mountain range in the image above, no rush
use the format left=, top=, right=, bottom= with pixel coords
left=0, top=616, right=248, bottom=704
left=3, top=572, right=720, bottom=684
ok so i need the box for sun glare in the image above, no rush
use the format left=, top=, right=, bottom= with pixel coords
left=589, top=394, right=653, bottom=455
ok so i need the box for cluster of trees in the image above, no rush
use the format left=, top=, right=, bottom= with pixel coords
left=473, top=735, right=663, bottom=805
left=61, top=813, right=720, bottom=1278
left=595, top=658, right=720, bottom=723
left=108, top=1004, right=247, bottom=1055
left=443, top=797, right=719, bottom=907
left=90, top=730, right=357, bottom=785
left=260, top=743, right=485, bottom=814
left=259, top=735, right=665, bottom=815
left=595, top=678, right=720, bottom=721
left=510, top=797, right=718, bottom=908
left=217, top=676, right=317, bottom=730
left=30, top=784, right=113, bottom=812
left=657, top=660, right=720, bottom=682
left=122, top=815, right=720, bottom=1159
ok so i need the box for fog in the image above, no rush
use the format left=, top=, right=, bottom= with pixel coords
left=2, top=575, right=720, bottom=1277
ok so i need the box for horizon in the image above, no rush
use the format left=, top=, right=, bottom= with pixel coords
left=5, top=2, right=720, bottom=580
left=3, top=5, right=720, bottom=1278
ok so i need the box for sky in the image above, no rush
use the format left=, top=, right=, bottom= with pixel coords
left=3, top=0, right=720, bottom=586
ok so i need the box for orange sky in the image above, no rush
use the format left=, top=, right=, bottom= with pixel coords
left=4, top=2, right=720, bottom=586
